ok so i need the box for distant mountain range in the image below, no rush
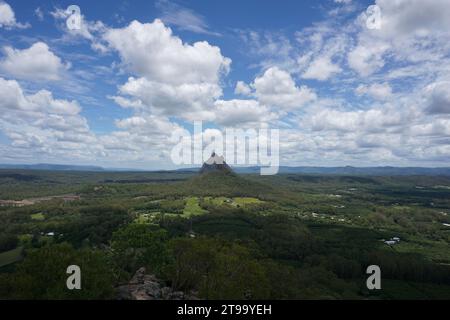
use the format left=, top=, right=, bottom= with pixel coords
left=0, top=163, right=105, bottom=171
left=179, top=165, right=450, bottom=176
left=1, top=163, right=450, bottom=176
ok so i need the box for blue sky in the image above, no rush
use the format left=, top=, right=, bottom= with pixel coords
left=0, top=0, right=450, bottom=169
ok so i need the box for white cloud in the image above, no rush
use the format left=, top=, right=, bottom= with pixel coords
left=1, top=1, right=449, bottom=168
left=355, top=82, right=392, bottom=100
left=0, top=77, right=95, bottom=157
left=0, top=42, right=68, bottom=81
left=302, top=56, right=342, bottom=81
left=114, top=114, right=183, bottom=137
left=213, top=99, right=276, bottom=126
left=374, top=0, right=450, bottom=40
left=105, top=19, right=231, bottom=121
left=104, top=19, right=230, bottom=85
left=0, top=1, right=29, bottom=29
left=156, top=0, right=220, bottom=36
left=294, top=24, right=349, bottom=80
left=348, top=42, right=389, bottom=76
left=252, top=67, right=316, bottom=110
left=34, top=7, right=44, bottom=21
left=50, top=7, right=108, bottom=53
left=116, top=76, right=220, bottom=120
left=0, top=76, right=184, bottom=167
left=349, top=0, right=450, bottom=76
left=238, top=30, right=295, bottom=70
left=308, top=106, right=407, bottom=133
left=234, top=81, right=252, bottom=96
left=424, top=81, right=450, bottom=115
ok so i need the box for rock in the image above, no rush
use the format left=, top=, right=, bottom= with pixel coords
left=129, top=267, right=146, bottom=284
left=115, top=267, right=198, bottom=300
left=200, top=152, right=233, bottom=175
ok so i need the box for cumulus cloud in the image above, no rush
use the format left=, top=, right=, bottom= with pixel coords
left=0, top=1, right=29, bottom=29
left=252, top=67, right=316, bottom=110
left=302, top=56, right=342, bottom=81
left=115, top=76, right=220, bottom=120
left=308, top=106, right=408, bottom=133
left=0, top=77, right=95, bottom=159
left=213, top=99, right=276, bottom=126
left=104, top=19, right=230, bottom=85
left=374, top=0, right=450, bottom=40
left=105, top=19, right=231, bottom=121
left=348, top=42, right=389, bottom=76
left=234, top=81, right=252, bottom=96
left=0, top=76, right=184, bottom=166
left=349, top=0, right=450, bottom=76
left=2, top=1, right=450, bottom=168
left=355, top=82, right=392, bottom=100
left=0, top=42, right=68, bottom=81
left=424, top=81, right=450, bottom=115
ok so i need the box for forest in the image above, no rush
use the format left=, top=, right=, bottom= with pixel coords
left=0, top=169, right=449, bottom=299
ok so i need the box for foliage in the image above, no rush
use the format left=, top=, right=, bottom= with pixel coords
left=0, top=243, right=114, bottom=299
left=111, top=224, right=170, bottom=278
left=1, top=169, right=450, bottom=299
left=166, top=237, right=270, bottom=299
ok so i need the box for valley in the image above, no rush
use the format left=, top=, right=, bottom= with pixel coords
left=0, top=168, right=449, bottom=299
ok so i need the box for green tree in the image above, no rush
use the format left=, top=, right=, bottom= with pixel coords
left=166, top=237, right=270, bottom=299
left=111, top=224, right=169, bottom=278
left=0, top=243, right=114, bottom=299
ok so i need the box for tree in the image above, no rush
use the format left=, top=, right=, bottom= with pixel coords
left=111, top=224, right=169, bottom=278
left=166, top=237, right=270, bottom=299
left=0, top=243, right=114, bottom=299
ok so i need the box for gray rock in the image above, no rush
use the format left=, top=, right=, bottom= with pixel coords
left=115, top=267, right=198, bottom=300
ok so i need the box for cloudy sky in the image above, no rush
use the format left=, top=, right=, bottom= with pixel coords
left=0, top=0, right=450, bottom=169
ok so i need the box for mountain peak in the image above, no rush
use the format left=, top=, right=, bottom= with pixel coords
left=200, top=153, right=233, bottom=174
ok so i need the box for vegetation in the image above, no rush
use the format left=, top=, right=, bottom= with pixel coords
left=0, top=169, right=449, bottom=299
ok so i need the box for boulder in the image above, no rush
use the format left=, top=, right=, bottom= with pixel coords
left=115, top=267, right=198, bottom=300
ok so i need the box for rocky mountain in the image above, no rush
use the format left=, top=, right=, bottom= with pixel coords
left=199, top=152, right=233, bottom=175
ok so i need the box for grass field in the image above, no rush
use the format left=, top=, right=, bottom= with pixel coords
left=204, top=196, right=263, bottom=207
left=183, top=197, right=208, bottom=217
left=0, top=247, right=24, bottom=268
left=30, top=212, right=45, bottom=220
left=232, top=197, right=263, bottom=206
left=134, top=213, right=153, bottom=224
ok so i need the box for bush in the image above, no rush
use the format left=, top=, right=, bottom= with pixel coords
left=0, top=243, right=114, bottom=299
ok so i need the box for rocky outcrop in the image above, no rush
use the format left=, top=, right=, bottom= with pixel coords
left=116, top=267, right=198, bottom=300
left=200, top=152, right=233, bottom=175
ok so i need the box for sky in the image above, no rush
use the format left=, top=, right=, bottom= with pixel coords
left=0, top=0, right=450, bottom=169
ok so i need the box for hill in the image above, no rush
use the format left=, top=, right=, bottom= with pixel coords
left=199, top=152, right=233, bottom=174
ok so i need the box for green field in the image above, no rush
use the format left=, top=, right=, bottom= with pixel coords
left=30, top=212, right=45, bottom=220
left=0, top=247, right=24, bottom=268
left=233, top=197, right=264, bottom=206
left=183, top=197, right=208, bottom=217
